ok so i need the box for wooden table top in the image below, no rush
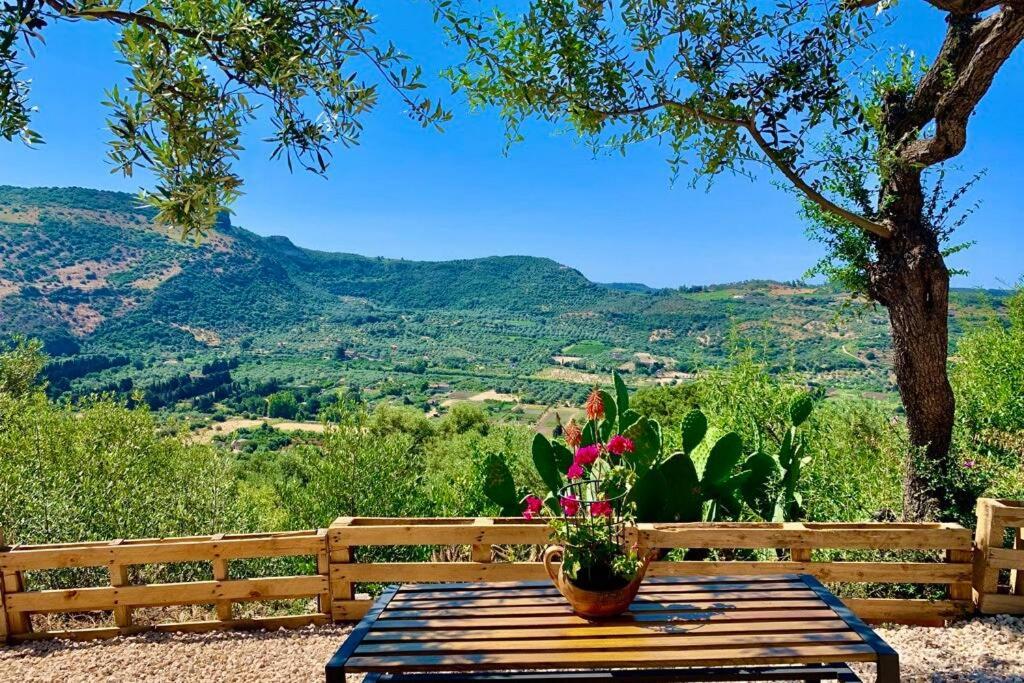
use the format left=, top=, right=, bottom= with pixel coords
left=326, top=574, right=898, bottom=681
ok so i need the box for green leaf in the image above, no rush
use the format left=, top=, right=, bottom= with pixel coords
left=482, top=453, right=517, bottom=508
left=599, top=390, right=617, bottom=442
left=618, top=409, right=642, bottom=433
left=622, top=416, right=660, bottom=472
left=740, top=450, right=781, bottom=521
left=790, top=394, right=813, bottom=427
left=613, top=371, right=629, bottom=417
left=658, top=451, right=703, bottom=522
left=681, top=409, right=707, bottom=454
left=551, top=442, right=574, bottom=473
left=532, top=433, right=562, bottom=495
left=702, top=432, right=743, bottom=485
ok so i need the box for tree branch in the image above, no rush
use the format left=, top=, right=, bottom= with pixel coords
left=589, top=100, right=893, bottom=239
left=43, top=1, right=226, bottom=41
left=901, top=5, right=1024, bottom=166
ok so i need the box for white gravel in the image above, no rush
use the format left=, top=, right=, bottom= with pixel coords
left=2, top=617, right=1023, bottom=682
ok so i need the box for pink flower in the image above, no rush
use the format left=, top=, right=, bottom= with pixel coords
left=567, top=462, right=585, bottom=480
left=963, top=459, right=977, bottom=469
left=560, top=495, right=580, bottom=516
left=574, top=444, right=600, bottom=466
left=522, top=495, right=543, bottom=519
left=590, top=500, right=613, bottom=518
left=607, top=434, right=634, bottom=456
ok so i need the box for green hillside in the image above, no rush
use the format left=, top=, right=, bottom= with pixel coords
left=0, top=185, right=1008, bottom=420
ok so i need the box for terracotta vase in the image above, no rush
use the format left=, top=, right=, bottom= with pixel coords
left=542, top=544, right=655, bottom=618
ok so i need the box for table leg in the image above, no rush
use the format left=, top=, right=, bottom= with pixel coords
left=875, top=653, right=900, bottom=683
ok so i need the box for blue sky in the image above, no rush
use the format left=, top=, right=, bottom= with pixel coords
left=0, top=2, right=1021, bottom=288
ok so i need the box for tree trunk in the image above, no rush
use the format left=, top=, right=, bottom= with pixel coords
left=869, top=169, right=956, bottom=521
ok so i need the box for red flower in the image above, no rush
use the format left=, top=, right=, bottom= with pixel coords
left=522, top=495, right=543, bottom=519
left=574, top=444, right=600, bottom=466
left=560, top=495, right=580, bottom=516
left=563, top=419, right=583, bottom=449
left=567, top=462, right=585, bottom=480
left=590, top=500, right=613, bottom=518
left=584, top=388, right=604, bottom=421
left=607, top=434, right=634, bottom=456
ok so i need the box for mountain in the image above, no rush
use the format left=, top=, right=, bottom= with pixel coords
left=0, top=185, right=1007, bottom=411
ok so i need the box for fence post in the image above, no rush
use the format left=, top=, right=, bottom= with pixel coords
left=471, top=518, right=494, bottom=563
left=108, top=539, right=133, bottom=629
left=973, top=498, right=1001, bottom=613
left=0, top=530, right=9, bottom=643
left=946, top=548, right=974, bottom=609
left=328, top=517, right=356, bottom=621
left=1, top=564, right=31, bottom=637
left=786, top=522, right=812, bottom=565
left=1010, top=526, right=1024, bottom=597
left=209, top=534, right=233, bottom=622
left=317, top=528, right=332, bottom=619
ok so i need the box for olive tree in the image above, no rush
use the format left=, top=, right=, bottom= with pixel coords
left=434, top=0, right=1023, bottom=520
left=1, top=1, right=448, bottom=236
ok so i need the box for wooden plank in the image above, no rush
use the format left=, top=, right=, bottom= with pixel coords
left=977, top=593, right=1024, bottom=615
left=986, top=547, right=1024, bottom=570
left=370, top=608, right=842, bottom=630
left=329, top=524, right=551, bottom=547
left=354, top=631, right=867, bottom=655
left=841, top=598, right=970, bottom=624
left=389, top=582, right=812, bottom=606
left=331, top=599, right=372, bottom=620
left=0, top=534, right=323, bottom=571
left=378, top=599, right=831, bottom=621
left=989, top=500, right=1024, bottom=526
left=336, top=560, right=969, bottom=586
left=333, top=562, right=546, bottom=583
left=342, top=643, right=879, bottom=672
left=9, top=613, right=330, bottom=643
left=397, top=575, right=806, bottom=593
left=5, top=575, right=327, bottom=613
left=363, top=619, right=854, bottom=642
left=649, top=560, right=969, bottom=584
left=210, top=534, right=233, bottom=622
left=640, top=525, right=970, bottom=550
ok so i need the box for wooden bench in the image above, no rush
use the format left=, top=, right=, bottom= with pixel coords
left=326, top=575, right=897, bottom=682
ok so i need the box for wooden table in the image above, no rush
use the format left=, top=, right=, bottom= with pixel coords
left=326, top=574, right=898, bottom=682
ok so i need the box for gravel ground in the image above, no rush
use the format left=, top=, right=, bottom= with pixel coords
left=2, top=617, right=1023, bottom=682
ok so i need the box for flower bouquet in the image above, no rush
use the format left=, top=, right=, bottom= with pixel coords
left=532, top=389, right=656, bottom=617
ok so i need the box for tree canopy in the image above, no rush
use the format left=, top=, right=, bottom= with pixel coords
left=2, top=1, right=449, bottom=236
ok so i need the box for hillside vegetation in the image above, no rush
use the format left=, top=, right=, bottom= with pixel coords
left=0, top=185, right=1009, bottom=432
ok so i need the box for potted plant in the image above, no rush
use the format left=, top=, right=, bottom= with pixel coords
left=529, top=389, right=657, bottom=617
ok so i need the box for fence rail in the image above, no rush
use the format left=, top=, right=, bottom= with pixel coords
left=1, top=500, right=1020, bottom=644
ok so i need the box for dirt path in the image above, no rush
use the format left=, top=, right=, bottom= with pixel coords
left=3, top=617, right=1024, bottom=682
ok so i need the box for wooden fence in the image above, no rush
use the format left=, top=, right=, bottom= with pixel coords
left=326, top=517, right=973, bottom=628
left=0, top=529, right=331, bottom=642
left=5, top=501, right=1023, bottom=644
left=974, top=498, right=1024, bottom=614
